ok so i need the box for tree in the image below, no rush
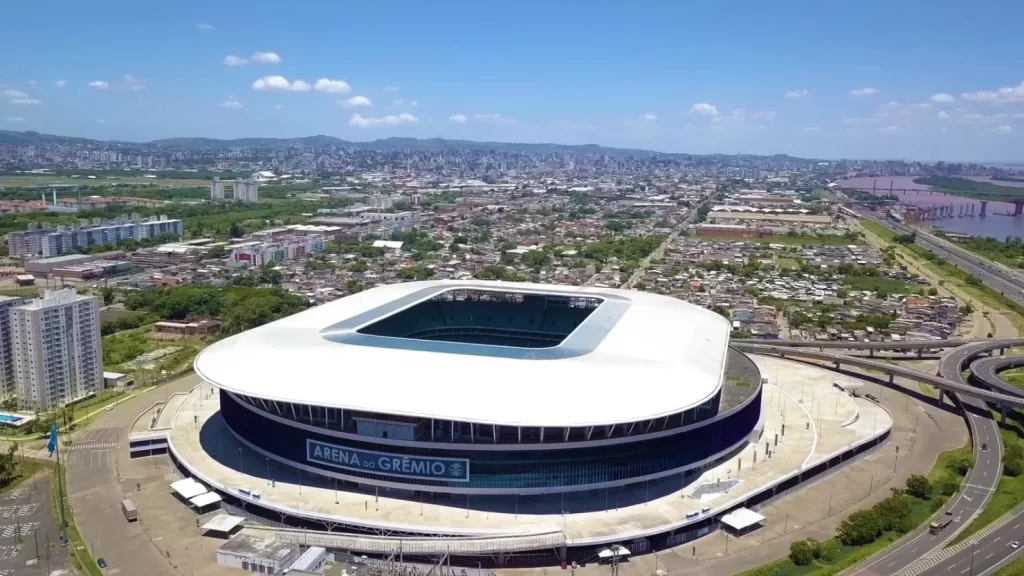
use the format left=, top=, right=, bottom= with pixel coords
left=100, top=285, right=116, bottom=306
left=946, top=451, right=974, bottom=476
left=927, top=287, right=939, bottom=296
left=789, top=539, right=816, bottom=566
left=837, top=509, right=883, bottom=546
left=905, top=474, right=932, bottom=500
left=712, top=305, right=731, bottom=320
left=935, top=474, right=961, bottom=497
left=118, top=238, right=141, bottom=252
left=228, top=221, right=245, bottom=238
left=1004, top=456, right=1023, bottom=477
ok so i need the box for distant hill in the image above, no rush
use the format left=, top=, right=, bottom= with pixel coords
left=0, top=129, right=820, bottom=161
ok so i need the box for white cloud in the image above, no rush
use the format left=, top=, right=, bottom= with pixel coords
left=313, top=78, right=351, bottom=94
left=121, top=74, right=142, bottom=91
left=996, top=125, right=1013, bottom=133
left=383, top=85, right=399, bottom=92
left=937, top=111, right=951, bottom=119
left=252, top=76, right=311, bottom=92
left=340, top=95, right=373, bottom=108
left=274, top=104, right=285, bottom=110
left=9, top=98, right=40, bottom=105
left=449, top=114, right=468, bottom=124
left=220, top=97, right=243, bottom=110
left=849, top=87, right=879, bottom=96
left=473, top=113, right=514, bottom=124
left=3, top=90, right=28, bottom=99
left=841, top=116, right=880, bottom=126
left=224, top=55, right=249, bottom=66
left=641, top=113, right=657, bottom=121
left=410, top=100, right=419, bottom=107
left=54, top=80, right=67, bottom=88
left=961, top=82, right=1024, bottom=104
left=251, top=52, right=282, bottom=64
left=751, top=111, right=776, bottom=121
left=89, top=81, right=109, bottom=90
left=689, top=102, right=719, bottom=117
left=393, top=98, right=419, bottom=107
left=197, top=23, right=215, bottom=31
left=96, top=119, right=105, bottom=124
left=784, top=89, right=809, bottom=99
left=964, top=113, right=985, bottom=120
left=803, top=126, right=820, bottom=132
left=913, top=102, right=931, bottom=109
left=348, top=113, right=418, bottom=128
left=5, top=117, right=27, bottom=123
left=930, top=93, right=956, bottom=103
left=877, top=125, right=900, bottom=133
left=28, top=81, right=37, bottom=87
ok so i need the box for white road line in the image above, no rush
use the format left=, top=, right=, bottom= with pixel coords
left=985, top=553, right=994, bottom=559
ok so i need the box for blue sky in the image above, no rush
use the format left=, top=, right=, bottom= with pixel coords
left=3, top=0, right=1024, bottom=162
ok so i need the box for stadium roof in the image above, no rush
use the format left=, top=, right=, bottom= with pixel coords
left=194, top=280, right=731, bottom=428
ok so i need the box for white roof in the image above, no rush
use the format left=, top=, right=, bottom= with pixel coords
left=190, top=492, right=223, bottom=508
left=201, top=514, right=244, bottom=533
left=194, top=280, right=731, bottom=428
left=721, top=508, right=765, bottom=530
left=170, top=478, right=207, bottom=499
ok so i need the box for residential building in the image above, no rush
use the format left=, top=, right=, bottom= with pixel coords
left=369, top=194, right=394, bottom=209
left=0, top=296, right=24, bottom=397
left=229, top=235, right=326, bottom=267
left=7, top=216, right=183, bottom=258
left=210, top=177, right=225, bottom=200
left=11, top=289, right=102, bottom=412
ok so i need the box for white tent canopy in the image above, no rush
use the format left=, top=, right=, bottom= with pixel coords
left=597, top=545, right=631, bottom=559
left=170, top=478, right=207, bottom=500
left=201, top=514, right=244, bottom=534
left=721, top=508, right=766, bottom=531
left=190, top=492, right=223, bottom=509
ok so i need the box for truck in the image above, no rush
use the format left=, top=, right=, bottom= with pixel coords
left=121, top=499, right=137, bottom=522
left=929, top=511, right=953, bottom=534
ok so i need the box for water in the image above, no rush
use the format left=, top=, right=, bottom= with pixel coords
left=0, top=414, right=24, bottom=424
left=837, top=176, right=1024, bottom=241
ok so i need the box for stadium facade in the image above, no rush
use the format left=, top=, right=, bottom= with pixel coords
left=195, top=280, right=763, bottom=498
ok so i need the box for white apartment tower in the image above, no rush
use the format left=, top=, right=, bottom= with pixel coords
left=12, top=289, right=102, bottom=412
left=210, top=177, right=225, bottom=200
left=0, top=296, right=24, bottom=398
left=234, top=179, right=259, bottom=203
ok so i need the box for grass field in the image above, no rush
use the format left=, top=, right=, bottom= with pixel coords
left=0, top=175, right=209, bottom=187
left=736, top=445, right=968, bottom=576
left=1000, top=368, right=1024, bottom=391
left=842, top=275, right=918, bottom=294
left=860, top=219, right=898, bottom=242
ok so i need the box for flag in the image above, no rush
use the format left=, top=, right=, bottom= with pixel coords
left=46, top=423, right=57, bottom=457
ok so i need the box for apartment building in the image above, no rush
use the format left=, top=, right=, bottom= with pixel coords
left=11, top=289, right=102, bottom=412
left=0, top=296, right=24, bottom=397
left=7, top=215, right=184, bottom=258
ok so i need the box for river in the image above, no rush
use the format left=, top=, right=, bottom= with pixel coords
left=837, top=176, right=1024, bottom=240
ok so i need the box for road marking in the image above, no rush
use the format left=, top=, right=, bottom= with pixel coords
left=962, top=568, right=970, bottom=574
left=986, top=553, right=994, bottom=559
left=1014, top=524, right=1020, bottom=529
left=995, top=537, right=1001, bottom=543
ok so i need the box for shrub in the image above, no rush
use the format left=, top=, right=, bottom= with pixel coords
left=1004, top=456, right=1023, bottom=478
left=936, top=474, right=961, bottom=497
left=789, top=539, right=816, bottom=566
left=946, top=450, right=975, bottom=476
left=905, top=474, right=932, bottom=500
left=837, top=509, right=884, bottom=546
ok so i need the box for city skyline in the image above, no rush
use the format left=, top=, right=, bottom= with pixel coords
left=3, top=0, right=1024, bottom=162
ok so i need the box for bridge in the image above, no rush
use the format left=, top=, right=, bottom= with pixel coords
left=732, top=342, right=1024, bottom=409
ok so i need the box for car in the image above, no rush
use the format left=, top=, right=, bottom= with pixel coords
left=982, top=443, right=988, bottom=452
left=1011, top=541, right=1020, bottom=550
left=105, top=405, right=113, bottom=412
left=97, top=558, right=107, bottom=568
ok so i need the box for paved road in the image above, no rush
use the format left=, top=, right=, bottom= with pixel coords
left=861, top=213, right=1024, bottom=302
left=842, top=341, right=1007, bottom=576
left=916, top=518, right=1024, bottom=576
left=0, top=473, right=69, bottom=576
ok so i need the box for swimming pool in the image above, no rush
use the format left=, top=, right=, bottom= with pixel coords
left=0, top=414, right=24, bottom=424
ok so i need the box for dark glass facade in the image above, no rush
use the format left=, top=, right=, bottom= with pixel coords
left=220, top=387, right=762, bottom=494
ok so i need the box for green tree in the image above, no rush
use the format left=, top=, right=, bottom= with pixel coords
left=946, top=451, right=975, bottom=476
left=905, top=474, right=932, bottom=500
left=228, top=221, right=245, bottom=238
left=837, top=509, right=883, bottom=545
left=927, top=287, right=939, bottom=296
left=789, top=539, right=816, bottom=566
left=1004, top=456, right=1023, bottom=477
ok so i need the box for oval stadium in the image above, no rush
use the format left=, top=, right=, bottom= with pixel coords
left=194, top=280, right=764, bottom=497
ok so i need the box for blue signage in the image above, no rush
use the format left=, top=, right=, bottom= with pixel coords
left=306, top=439, right=470, bottom=482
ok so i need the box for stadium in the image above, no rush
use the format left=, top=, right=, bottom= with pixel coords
left=193, top=280, right=764, bottom=498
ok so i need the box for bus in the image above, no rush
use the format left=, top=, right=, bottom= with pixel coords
left=929, top=512, right=953, bottom=534
left=121, top=499, right=137, bottom=522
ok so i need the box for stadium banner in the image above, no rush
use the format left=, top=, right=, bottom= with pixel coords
left=306, top=439, right=470, bottom=482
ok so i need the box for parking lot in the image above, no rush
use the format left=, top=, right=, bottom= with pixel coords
left=0, top=473, right=69, bottom=576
